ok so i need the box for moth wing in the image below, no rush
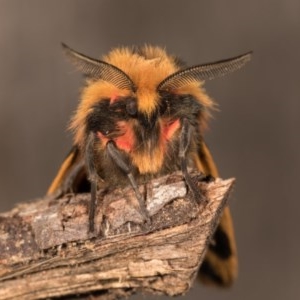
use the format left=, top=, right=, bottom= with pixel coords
left=195, top=142, right=238, bottom=286
left=47, top=146, right=89, bottom=196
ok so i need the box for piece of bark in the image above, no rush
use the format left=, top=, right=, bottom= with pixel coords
left=0, top=172, right=235, bottom=300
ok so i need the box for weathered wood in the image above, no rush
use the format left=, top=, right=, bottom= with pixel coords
left=0, top=172, right=234, bottom=300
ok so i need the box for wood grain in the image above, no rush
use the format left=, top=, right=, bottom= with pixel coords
left=0, top=172, right=234, bottom=299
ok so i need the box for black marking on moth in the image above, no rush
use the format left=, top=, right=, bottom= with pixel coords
left=199, top=260, right=225, bottom=285
left=209, top=226, right=232, bottom=259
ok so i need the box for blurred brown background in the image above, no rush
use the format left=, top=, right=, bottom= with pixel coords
left=0, top=1, right=299, bottom=299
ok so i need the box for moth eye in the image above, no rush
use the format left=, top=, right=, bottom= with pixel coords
left=159, top=99, right=169, bottom=115
left=126, top=99, right=137, bottom=117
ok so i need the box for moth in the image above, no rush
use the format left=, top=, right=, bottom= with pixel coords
left=48, top=44, right=251, bottom=286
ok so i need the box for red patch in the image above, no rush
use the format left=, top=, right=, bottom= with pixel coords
left=97, top=121, right=135, bottom=153
left=110, top=94, right=119, bottom=103
left=97, top=119, right=180, bottom=154
left=162, top=119, right=180, bottom=141
left=114, top=124, right=135, bottom=152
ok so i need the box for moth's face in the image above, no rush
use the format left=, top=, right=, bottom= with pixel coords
left=68, top=45, right=220, bottom=174
left=66, top=45, right=250, bottom=163
left=85, top=90, right=202, bottom=174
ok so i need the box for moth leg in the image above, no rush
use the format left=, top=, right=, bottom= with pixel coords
left=106, top=141, right=150, bottom=223
left=85, top=133, right=99, bottom=233
left=59, top=160, right=86, bottom=195
left=179, top=118, right=206, bottom=203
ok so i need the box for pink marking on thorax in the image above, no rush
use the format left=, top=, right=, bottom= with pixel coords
left=97, top=121, right=135, bottom=153
left=110, top=94, right=119, bottom=104
left=162, top=119, right=180, bottom=141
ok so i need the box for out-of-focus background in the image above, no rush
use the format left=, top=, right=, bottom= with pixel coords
left=0, top=1, right=299, bottom=299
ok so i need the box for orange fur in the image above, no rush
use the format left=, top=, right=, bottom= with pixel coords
left=70, top=46, right=215, bottom=148
left=103, top=46, right=178, bottom=115
left=131, top=145, right=165, bottom=174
